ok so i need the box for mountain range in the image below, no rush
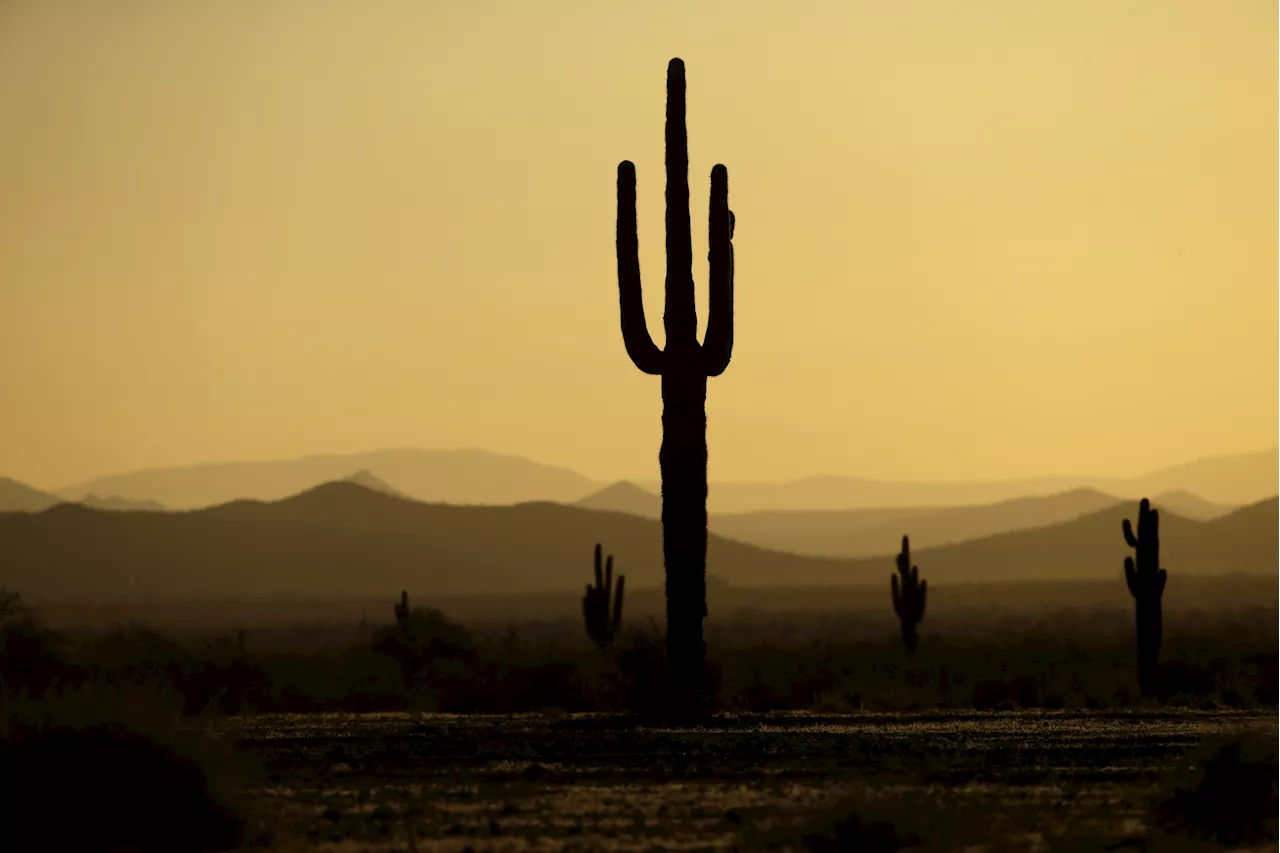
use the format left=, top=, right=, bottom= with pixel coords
left=32, top=447, right=1277, bottom=513
left=50, top=448, right=597, bottom=511
left=637, top=448, right=1277, bottom=512
left=576, top=482, right=1240, bottom=558
left=0, top=479, right=1273, bottom=602
left=2, top=482, right=823, bottom=599
left=0, top=476, right=166, bottom=513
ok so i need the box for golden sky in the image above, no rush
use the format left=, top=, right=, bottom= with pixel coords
left=0, top=0, right=1275, bottom=490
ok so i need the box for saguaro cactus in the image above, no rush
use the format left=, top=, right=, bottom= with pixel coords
left=615, top=58, right=735, bottom=704
left=583, top=543, right=626, bottom=648
left=891, top=536, right=927, bottom=655
left=1122, top=498, right=1166, bottom=696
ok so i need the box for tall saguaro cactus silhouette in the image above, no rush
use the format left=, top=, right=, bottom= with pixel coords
left=615, top=58, right=735, bottom=706
left=1123, top=497, right=1167, bottom=696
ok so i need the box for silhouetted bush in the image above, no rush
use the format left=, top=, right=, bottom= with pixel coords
left=0, top=724, right=244, bottom=852
left=0, top=617, right=75, bottom=700
left=1153, top=727, right=1279, bottom=846
left=0, top=679, right=260, bottom=853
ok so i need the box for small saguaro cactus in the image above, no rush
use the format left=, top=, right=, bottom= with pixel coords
left=891, top=536, right=927, bottom=655
left=583, top=543, right=626, bottom=648
left=615, top=57, right=735, bottom=707
left=1123, top=498, right=1167, bottom=696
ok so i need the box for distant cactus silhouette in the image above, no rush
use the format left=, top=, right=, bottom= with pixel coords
left=615, top=57, right=735, bottom=707
left=583, top=544, right=626, bottom=648
left=1123, top=497, right=1167, bottom=696
left=376, top=590, right=477, bottom=691
left=394, top=590, right=410, bottom=628
left=891, top=536, right=927, bottom=655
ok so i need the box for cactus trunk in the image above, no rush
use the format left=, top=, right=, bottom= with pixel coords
left=661, top=366, right=709, bottom=695
left=614, top=58, right=735, bottom=712
left=1134, top=592, right=1162, bottom=696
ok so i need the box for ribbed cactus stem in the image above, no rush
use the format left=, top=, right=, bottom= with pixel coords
left=664, top=58, right=695, bottom=345
left=1123, top=498, right=1167, bottom=696
left=583, top=544, right=626, bottom=648
left=615, top=58, right=736, bottom=710
left=891, top=536, right=927, bottom=656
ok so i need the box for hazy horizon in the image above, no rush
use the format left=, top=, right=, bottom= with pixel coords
left=22, top=442, right=1280, bottom=496
left=2, top=0, right=1275, bottom=490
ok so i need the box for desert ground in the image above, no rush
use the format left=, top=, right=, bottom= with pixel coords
left=228, top=709, right=1276, bottom=852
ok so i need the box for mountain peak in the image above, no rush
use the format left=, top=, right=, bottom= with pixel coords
left=576, top=480, right=662, bottom=519
left=53, top=447, right=601, bottom=510
left=0, top=477, right=62, bottom=512
left=343, top=469, right=407, bottom=499
left=277, top=478, right=409, bottom=510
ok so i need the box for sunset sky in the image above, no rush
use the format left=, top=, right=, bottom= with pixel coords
left=0, top=0, right=1275, bottom=490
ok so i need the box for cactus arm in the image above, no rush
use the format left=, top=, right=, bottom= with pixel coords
left=604, top=554, right=614, bottom=605
left=594, top=543, right=604, bottom=590
left=617, top=161, right=665, bottom=375
left=612, top=575, right=626, bottom=632
left=1124, top=556, right=1138, bottom=597
left=584, top=582, right=602, bottom=642
left=891, top=573, right=902, bottom=616
left=663, top=58, right=698, bottom=346
left=1122, top=518, right=1138, bottom=549
left=701, top=165, right=735, bottom=376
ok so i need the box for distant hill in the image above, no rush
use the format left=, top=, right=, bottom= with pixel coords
left=77, top=494, right=168, bottom=512
left=49, top=446, right=1275, bottom=513
left=55, top=448, right=600, bottom=510
left=0, top=481, right=855, bottom=599
left=342, top=469, right=407, bottom=499
left=635, top=448, right=1277, bottom=512
left=708, top=488, right=1125, bottom=558
left=576, top=481, right=662, bottom=518
left=1149, top=490, right=1234, bottom=522
left=0, top=477, right=61, bottom=512
left=582, top=484, right=1168, bottom=558
left=635, top=474, right=1099, bottom=514
left=834, top=496, right=1279, bottom=584
left=0, top=481, right=1273, bottom=601
left=0, top=478, right=168, bottom=513
left=1127, top=451, right=1277, bottom=507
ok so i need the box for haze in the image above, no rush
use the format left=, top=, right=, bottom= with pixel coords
left=0, top=0, right=1274, bottom=491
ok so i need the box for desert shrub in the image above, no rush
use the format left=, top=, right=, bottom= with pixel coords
left=0, top=599, right=1273, bottom=716
left=0, top=617, right=78, bottom=700
left=1152, top=726, right=1279, bottom=846
left=0, top=683, right=259, bottom=853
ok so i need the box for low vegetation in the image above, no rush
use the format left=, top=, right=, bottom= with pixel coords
left=2, top=592, right=1273, bottom=719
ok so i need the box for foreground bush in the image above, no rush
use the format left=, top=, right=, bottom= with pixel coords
left=0, top=683, right=257, bottom=853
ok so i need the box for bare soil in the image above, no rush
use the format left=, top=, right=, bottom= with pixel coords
left=224, top=709, right=1278, bottom=852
